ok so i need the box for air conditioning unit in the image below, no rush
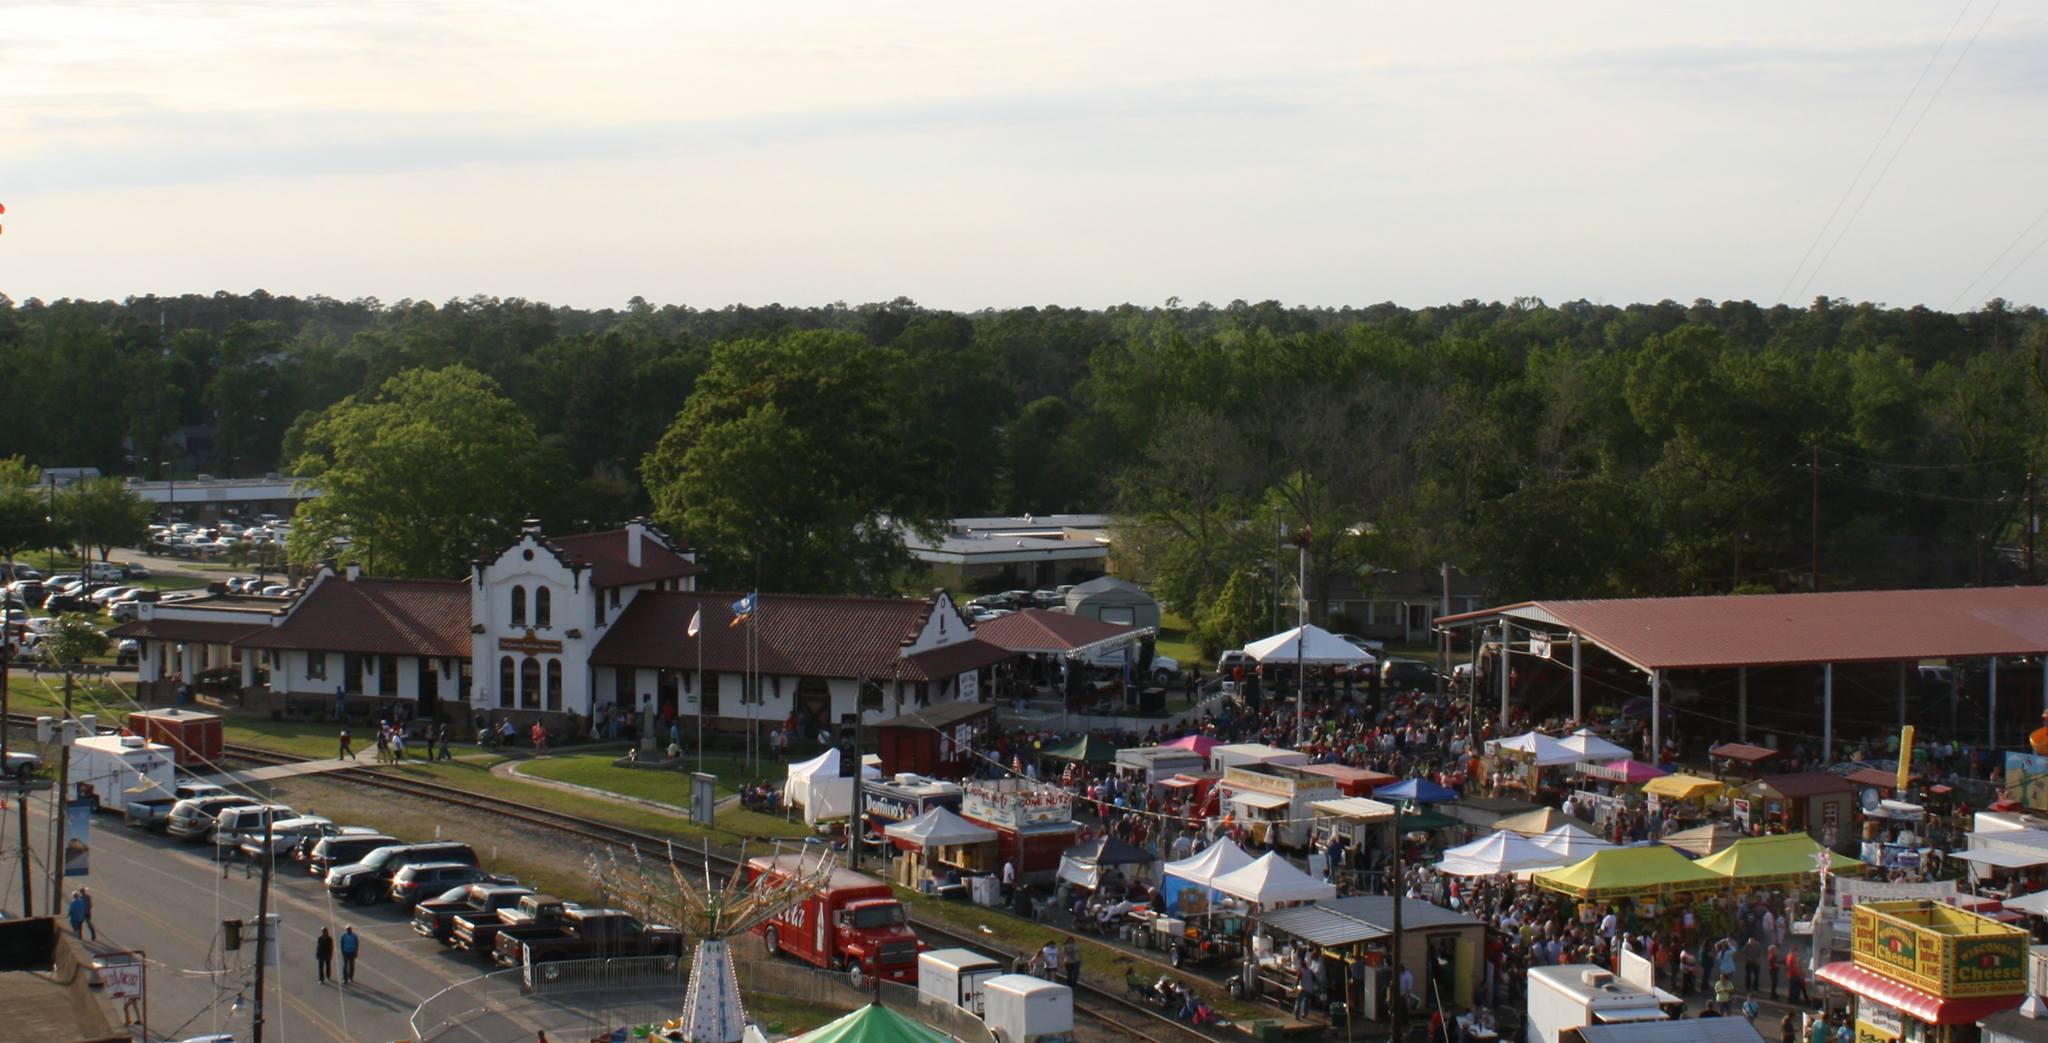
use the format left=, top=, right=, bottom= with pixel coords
left=1582, top=970, right=1616, bottom=988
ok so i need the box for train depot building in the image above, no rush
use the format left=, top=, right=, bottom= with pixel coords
left=114, top=520, right=1020, bottom=740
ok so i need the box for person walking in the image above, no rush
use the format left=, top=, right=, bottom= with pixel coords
left=1786, top=949, right=1808, bottom=1006
left=1062, top=937, right=1080, bottom=988
left=338, top=727, right=355, bottom=760
left=67, top=888, right=94, bottom=939
left=339, top=925, right=359, bottom=984
left=436, top=723, right=452, bottom=761
left=1743, top=935, right=1763, bottom=992
left=315, top=927, right=334, bottom=983
left=1781, top=1012, right=1799, bottom=1043
left=1767, top=942, right=1782, bottom=999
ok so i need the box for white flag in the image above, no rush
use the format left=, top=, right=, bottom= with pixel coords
left=687, top=608, right=702, bottom=637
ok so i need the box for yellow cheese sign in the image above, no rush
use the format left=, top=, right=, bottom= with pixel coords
left=1851, top=902, right=2026, bottom=998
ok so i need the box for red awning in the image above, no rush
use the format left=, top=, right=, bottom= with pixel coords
left=1844, top=768, right=1899, bottom=789
left=1709, top=743, right=1780, bottom=764
left=1815, top=962, right=2025, bottom=1025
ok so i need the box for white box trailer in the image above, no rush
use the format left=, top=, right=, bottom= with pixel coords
left=1527, top=965, right=1670, bottom=1043
left=917, top=948, right=1004, bottom=1015
left=982, top=974, right=1072, bottom=1043
left=67, top=734, right=176, bottom=813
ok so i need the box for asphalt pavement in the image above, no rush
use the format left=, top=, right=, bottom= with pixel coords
left=4, top=797, right=582, bottom=1043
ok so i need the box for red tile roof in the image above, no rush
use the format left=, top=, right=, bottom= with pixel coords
left=109, top=617, right=272, bottom=645
left=1439, top=587, right=2048, bottom=671
left=591, top=590, right=1012, bottom=681
left=236, top=575, right=472, bottom=657
left=1751, top=771, right=1856, bottom=799
left=549, top=527, right=704, bottom=589
left=973, top=608, right=1136, bottom=654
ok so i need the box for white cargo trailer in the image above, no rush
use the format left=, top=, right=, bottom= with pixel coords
left=67, top=734, right=176, bottom=813
left=1527, top=965, right=1671, bottom=1043
left=982, top=974, right=1073, bottom=1043
left=917, top=948, right=1004, bottom=1015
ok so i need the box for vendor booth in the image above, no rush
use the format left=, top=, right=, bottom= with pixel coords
left=1219, top=763, right=1341, bottom=848
left=959, top=777, right=1078, bottom=885
left=1748, top=772, right=1859, bottom=850
left=863, top=774, right=964, bottom=831
left=1533, top=845, right=1722, bottom=902
left=1210, top=851, right=1336, bottom=910
left=1043, top=734, right=1118, bottom=766
left=884, top=806, right=999, bottom=889
left=1255, top=897, right=1485, bottom=1013
left=1436, top=830, right=1565, bottom=877
left=1561, top=727, right=1632, bottom=763
left=786, top=747, right=883, bottom=826
left=1707, top=743, right=1780, bottom=781
left=1296, top=762, right=1396, bottom=798
left=1530, top=822, right=1614, bottom=861
left=1489, top=731, right=1584, bottom=796
left=1816, top=900, right=2028, bottom=1043
left=1160, top=838, right=1254, bottom=915
left=1662, top=823, right=1746, bottom=857
left=1162, top=734, right=1219, bottom=759
left=1057, top=835, right=1157, bottom=891
left=1211, top=743, right=1309, bottom=772
left=1642, top=772, right=1727, bottom=826
left=1497, top=807, right=1575, bottom=836
left=1115, top=745, right=1206, bottom=783
left=1694, top=832, right=1863, bottom=887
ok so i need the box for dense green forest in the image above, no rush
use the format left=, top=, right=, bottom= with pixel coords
left=1, top=291, right=2043, bottom=621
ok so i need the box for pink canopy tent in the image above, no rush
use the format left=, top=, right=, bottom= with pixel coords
left=1164, top=734, right=1220, bottom=758
left=1578, top=758, right=1668, bottom=784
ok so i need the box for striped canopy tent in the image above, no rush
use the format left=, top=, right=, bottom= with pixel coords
left=1533, top=844, right=1723, bottom=900
left=1693, top=833, right=1864, bottom=886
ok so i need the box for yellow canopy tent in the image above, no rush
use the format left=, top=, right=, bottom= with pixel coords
left=1641, top=773, right=1726, bottom=801
left=1533, top=844, right=1724, bottom=900
left=1692, top=833, right=1863, bottom=886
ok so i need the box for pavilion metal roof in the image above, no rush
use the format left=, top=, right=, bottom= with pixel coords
left=1438, top=587, right=2048, bottom=672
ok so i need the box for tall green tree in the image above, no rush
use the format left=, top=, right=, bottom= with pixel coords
left=641, top=330, right=943, bottom=594
left=286, top=365, right=568, bottom=577
left=0, top=457, right=51, bottom=579
left=57, top=477, right=153, bottom=562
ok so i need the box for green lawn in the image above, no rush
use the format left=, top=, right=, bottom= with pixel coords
left=379, top=757, right=815, bottom=846
left=519, top=749, right=764, bottom=800
left=1157, top=610, right=1205, bottom=671
left=747, top=995, right=856, bottom=1035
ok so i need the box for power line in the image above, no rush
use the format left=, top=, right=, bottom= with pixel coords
left=1775, top=1, right=1975, bottom=305
left=1794, top=1, right=2002, bottom=303
left=1978, top=227, right=2048, bottom=305
left=1817, top=444, right=2033, bottom=472
left=1948, top=201, right=2048, bottom=309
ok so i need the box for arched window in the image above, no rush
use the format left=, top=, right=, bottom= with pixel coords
left=520, top=656, right=540, bottom=709
left=545, top=659, right=563, bottom=711
left=498, top=657, right=514, bottom=708
left=510, top=585, right=527, bottom=626
left=535, top=587, right=552, bottom=628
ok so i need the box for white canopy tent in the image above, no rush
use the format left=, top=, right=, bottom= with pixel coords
left=1435, top=830, right=1565, bottom=877
left=1209, top=851, right=1338, bottom=906
left=785, top=748, right=883, bottom=826
left=883, top=807, right=998, bottom=849
left=1159, top=838, right=1254, bottom=911
left=1244, top=624, right=1378, bottom=666
left=1529, top=823, right=1617, bottom=862
left=1492, top=731, right=1583, bottom=768
left=1560, top=728, right=1632, bottom=763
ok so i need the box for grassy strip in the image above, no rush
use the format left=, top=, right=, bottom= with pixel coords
left=376, top=758, right=815, bottom=845
left=519, top=750, right=761, bottom=800
left=893, top=884, right=1265, bottom=1021
left=747, top=995, right=855, bottom=1035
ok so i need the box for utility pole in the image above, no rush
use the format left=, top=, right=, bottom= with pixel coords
left=47, top=670, right=72, bottom=915
left=251, top=814, right=275, bottom=1043
left=2026, top=467, right=2037, bottom=583
left=1389, top=821, right=1405, bottom=1043
left=1810, top=443, right=1822, bottom=592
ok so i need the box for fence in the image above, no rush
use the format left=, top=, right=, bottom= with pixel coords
left=523, top=952, right=684, bottom=993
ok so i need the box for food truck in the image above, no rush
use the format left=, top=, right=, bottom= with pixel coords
left=1114, top=745, right=1206, bottom=783
left=959, top=777, right=1079, bottom=884
left=863, top=774, right=964, bottom=831
left=1527, top=965, right=1671, bottom=1043
left=1815, top=900, right=2028, bottom=1043
left=68, top=734, right=175, bottom=813
left=1217, top=763, right=1340, bottom=848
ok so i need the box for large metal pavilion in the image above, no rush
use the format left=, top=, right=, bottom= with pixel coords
left=1438, top=587, right=2048, bottom=761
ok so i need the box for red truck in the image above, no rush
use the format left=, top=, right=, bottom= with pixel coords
left=746, top=855, right=922, bottom=984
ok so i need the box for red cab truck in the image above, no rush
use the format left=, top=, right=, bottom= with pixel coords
left=746, top=855, right=922, bottom=984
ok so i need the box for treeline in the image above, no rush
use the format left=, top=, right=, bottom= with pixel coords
left=0, top=291, right=2042, bottom=610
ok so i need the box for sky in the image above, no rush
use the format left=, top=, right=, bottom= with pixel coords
left=2, top=1, right=2044, bottom=312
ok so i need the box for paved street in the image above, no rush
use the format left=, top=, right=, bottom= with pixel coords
left=7, top=798, right=618, bottom=1043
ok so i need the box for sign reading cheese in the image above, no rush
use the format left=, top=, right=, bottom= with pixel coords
left=1851, top=901, right=2026, bottom=998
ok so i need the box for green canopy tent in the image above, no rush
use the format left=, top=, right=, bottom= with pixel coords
left=791, top=1004, right=954, bottom=1043
left=1044, top=734, right=1119, bottom=764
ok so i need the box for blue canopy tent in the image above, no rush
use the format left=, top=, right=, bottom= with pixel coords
left=1376, top=777, right=1457, bottom=804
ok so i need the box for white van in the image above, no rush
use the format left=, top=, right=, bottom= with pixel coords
left=86, top=562, right=126, bottom=582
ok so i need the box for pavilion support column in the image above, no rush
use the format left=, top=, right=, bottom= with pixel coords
left=1823, top=663, right=1834, bottom=765
left=1650, top=669, right=1662, bottom=763
left=1738, top=667, right=1748, bottom=742
left=1898, top=662, right=1909, bottom=730
left=1570, top=634, right=1583, bottom=725
left=1990, top=657, right=2000, bottom=750
left=1499, top=624, right=1512, bottom=727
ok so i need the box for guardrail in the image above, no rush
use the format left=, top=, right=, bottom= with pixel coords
left=524, top=953, right=685, bottom=994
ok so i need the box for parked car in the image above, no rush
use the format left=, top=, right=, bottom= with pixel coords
left=115, top=639, right=139, bottom=665
left=209, top=803, right=296, bottom=857
left=122, top=563, right=151, bottom=580
left=413, top=883, right=536, bottom=943
left=452, top=892, right=573, bottom=958
left=389, top=862, right=511, bottom=908
left=306, top=833, right=399, bottom=876
left=166, top=794, right=262, bottom=842
left=326, top=841, right=479, bottom=904
left=125, top=781, right=230, bottom=831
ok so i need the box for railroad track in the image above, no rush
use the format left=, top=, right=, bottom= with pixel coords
left=1, top=722, right=1219, bottom=1043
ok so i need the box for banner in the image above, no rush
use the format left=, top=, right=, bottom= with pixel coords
left=64, top=797, right=91, bottom=876
left=99, top=959, right=143, bottom=1000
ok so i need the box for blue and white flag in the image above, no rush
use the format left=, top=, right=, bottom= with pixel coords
left=728, top=591, right=757, bottom=628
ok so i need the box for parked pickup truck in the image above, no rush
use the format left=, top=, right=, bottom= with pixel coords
left=452, top=893, right=572, bottom=958
left=414, top=883, right=536, bottom=944
left=122, top=781, right=228, bottom=831
left=491, top=907, right=683, bottom=969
